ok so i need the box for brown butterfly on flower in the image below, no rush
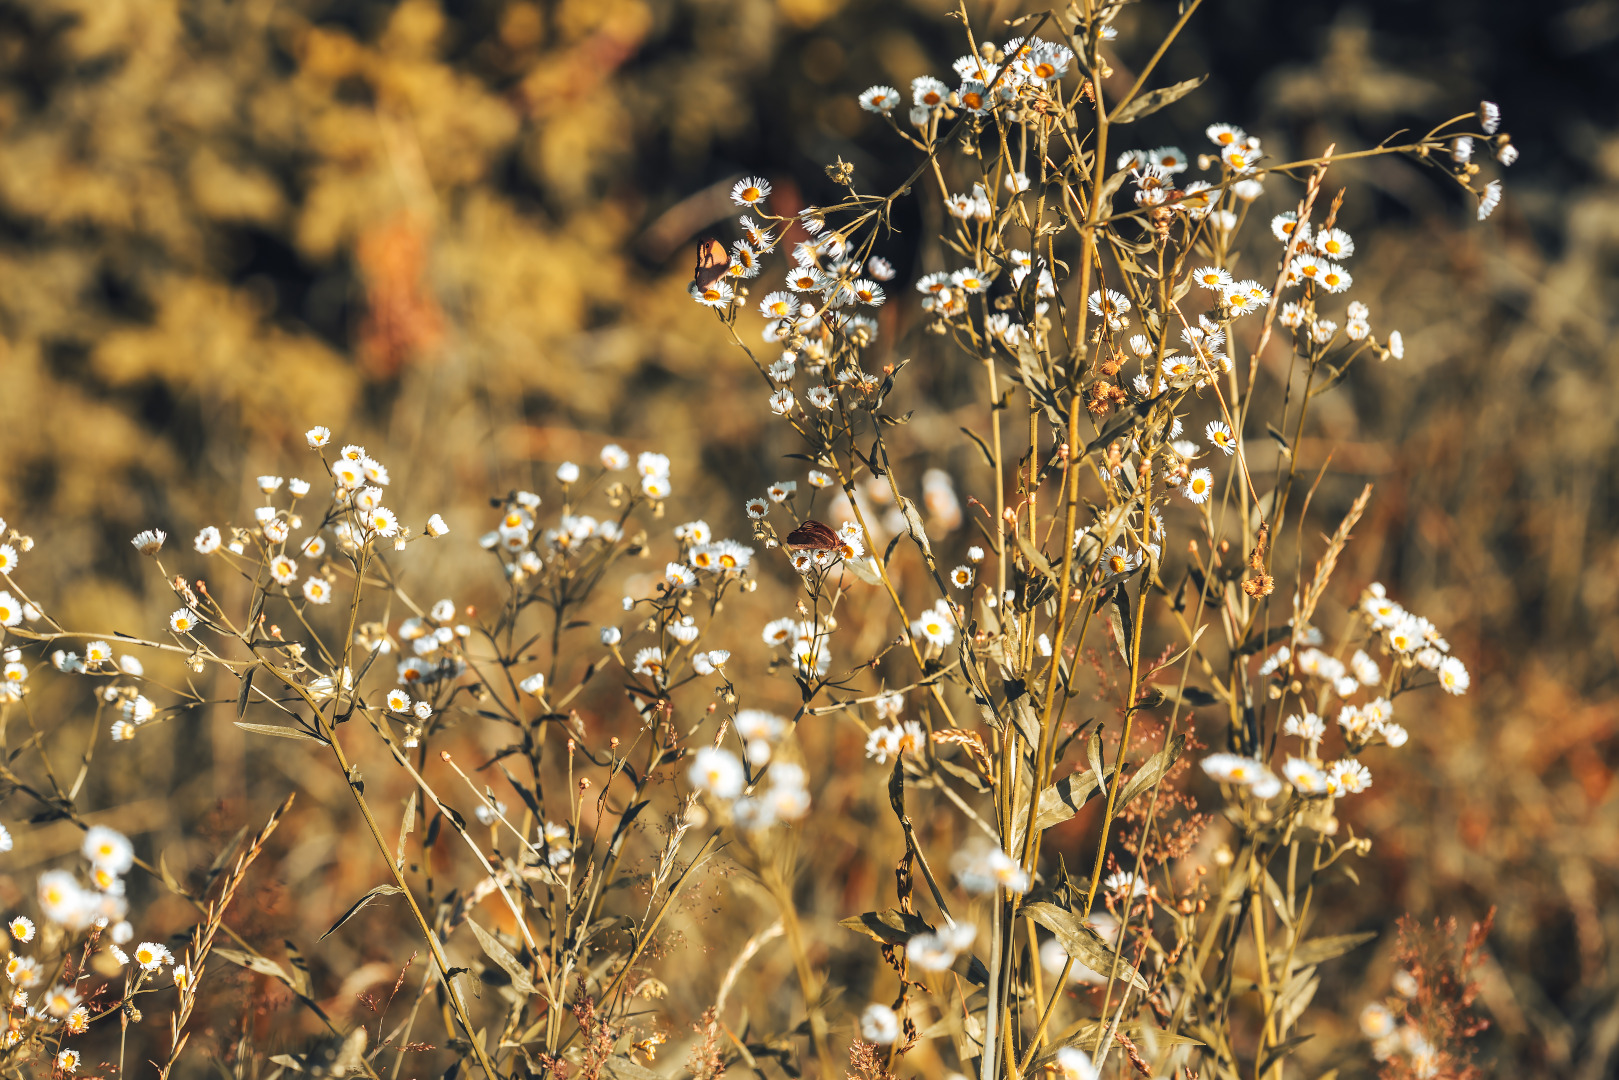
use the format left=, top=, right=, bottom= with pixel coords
left=784, top=519, right=841, bottom=552
left=692, top=238, right=731, bottom=290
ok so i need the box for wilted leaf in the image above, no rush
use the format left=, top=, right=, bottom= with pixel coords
left=1276, top=968, right=1320, bottom=1033
left=466, top=916, right=535, bottom=995
left=236, top=663, right=257, bottom=718
left=1111, top=74, right=1208, bottom=123
left=283, top=939, right=314, bottom=998
left=960, top=426, right=996, bottom=469
left=1096, top=166, right=1132, bottom=207
left=1115, top=733, right=1187, bottom=810
left=839, top=909, right=935, bottom=946
left=1257, top=1033, right=1314, bottom=1076
left=1022, top=901, right=1147, bottom=990
left=1032, top=769, right=1104, bottom=832
left=1009, top=697, right=1041, bottom=748
left=1282, top=931, right=1377, bottom=968
left=601, top=1058, right=667, bottom=1080
left=319, top=884, right=405, bottom=942
left=395, top=789, right=417, bottom=873
left=1109, top=584, right=1135, bottom=669
left=1159, top=684, right=1221, bottom=708
left=158, top=851, right=182, bottom=895
left=1029, top=1022, right=1201, bottom=1073
left=1016, top=536, right=1060, bottom=589
left=213, top=947, right=298, bottom=987
left=235, top=722, right=327, bottom=744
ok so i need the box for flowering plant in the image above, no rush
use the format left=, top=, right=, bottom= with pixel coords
left=0, top=3, right=1512, bottom=1079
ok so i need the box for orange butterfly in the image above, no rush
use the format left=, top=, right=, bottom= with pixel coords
left=693, top=238, right=731, bottom=289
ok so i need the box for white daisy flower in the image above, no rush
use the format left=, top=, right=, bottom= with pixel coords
left=730, top=176, right=772, bottom=206
left=366, top=508, right=399, bottom=537
left=131, top=529, right=166, bottom=556
left=859, top=1003, right=901, bottom=1045
left=1438, top=656, right=1470, bottom=695
left=858, top=85, right=901, bottom=114
left=1183, top=468, right=1214, bottom=504
left=269, top=555, right=298, bottom=585
left=688, top=746, right=744, bottom=800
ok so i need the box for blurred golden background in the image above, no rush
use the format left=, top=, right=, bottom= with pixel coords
left=1, top=0, right=1616, bottom=1075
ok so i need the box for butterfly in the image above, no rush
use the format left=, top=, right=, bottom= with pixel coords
left=693, top=238, right=732, bottom=290
left=784, top=519, right=841, bottom=552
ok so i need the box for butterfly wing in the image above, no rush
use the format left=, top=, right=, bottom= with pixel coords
left=693, top=238, right=732, bottom=289
left=785, top=520, right=840, bottom=550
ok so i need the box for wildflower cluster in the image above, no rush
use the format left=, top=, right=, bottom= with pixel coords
left=0, top=397, right=862, bottom=1080
left=1359, top=910, right=1496, bottom=1079
left=0, top=824, right=180, bottom=1069
left=683, top=7, right=1498, bottom=1080
left=0, top=4, right=1505, bottom=1079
